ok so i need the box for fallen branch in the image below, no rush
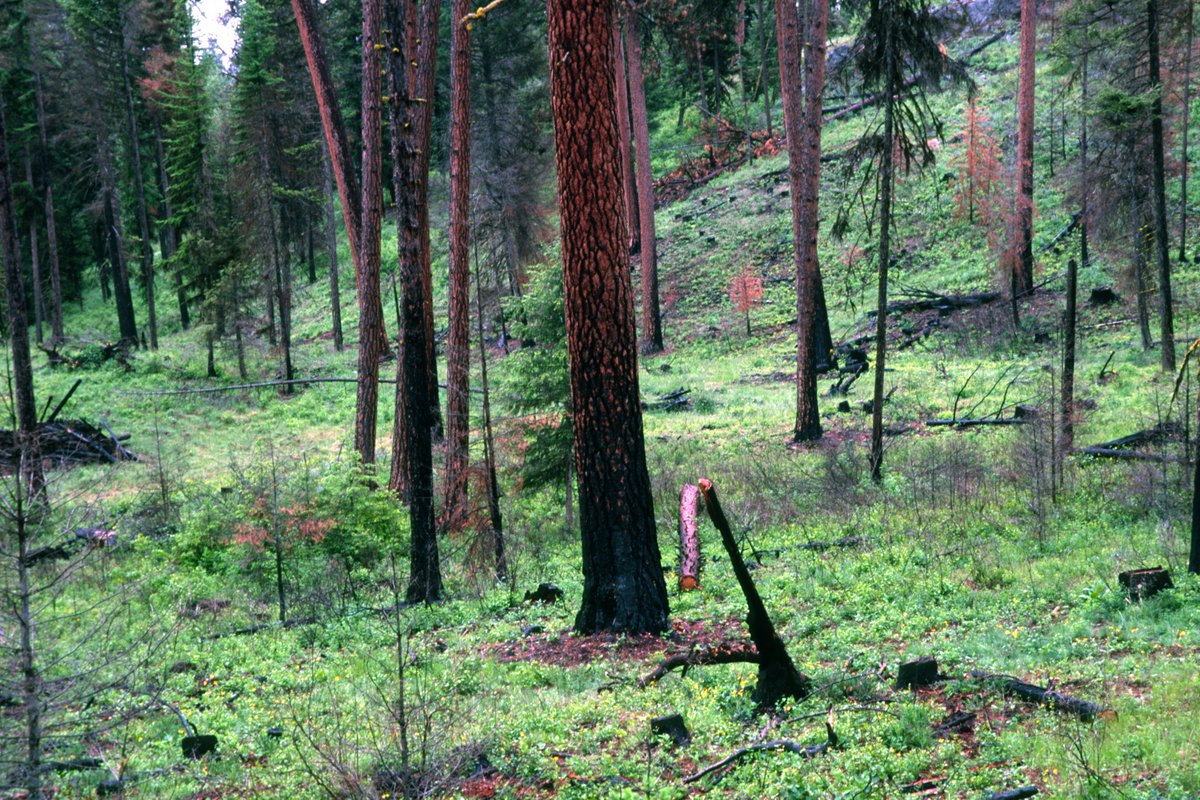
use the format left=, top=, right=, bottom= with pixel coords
left=983, top=788, right=1039, bottom=800
left=925, top=418, right=1027, bottom=427
left=970, top=671, right=1113, bottom=721
left=1082, top=422, right=1180, bottom=451
left=117, top=377, right=485, bottom=396
left=683, top=721, right=837, bottom=784
left=638, top=643, right=760, bottom=688
left=206, top=617, right=317, bottom=640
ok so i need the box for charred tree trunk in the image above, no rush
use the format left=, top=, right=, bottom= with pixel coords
left=96, top=122, right=138, bottom=346
left=387, top=0, right=442, bottom=604
left=758, top=0, right=773, bottom=137
left=443, top=0, right=472, bottom=532
left=1147, top=0, right=1176, bottom=372
left=699, top=479, right=810, bottom=705
left=321, top=139, right=343, bottom=352
left=475, top=246, right=507, bottom=578
left=120, top=47, right=157, bottom=349
left=1133, top=186, right=1154, bottom=351
left=23, top=156, right=43, bottom=345
left=737, top=0, right=752, bottom=159
left=1013, top=0, right=1036, bottom=318
left=626, top=16, right=663, bottom=354
left=1190, top=421, right=1200, bottom=573
left=33, top=69, right=63, bottom=342
left=547, top=0, right=669, bottom=635
left=1062, top=45, right=1087, bottom=467
left=1179, top=0, right=1193, bottom=264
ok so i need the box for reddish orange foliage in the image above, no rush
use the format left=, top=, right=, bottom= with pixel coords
left=727, top=264, right=764, bottom=335
left=232, top=499, right=333, bottom=552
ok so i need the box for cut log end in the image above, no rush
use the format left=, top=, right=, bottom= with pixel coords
left=1117, top=567, right=1173, bottom=600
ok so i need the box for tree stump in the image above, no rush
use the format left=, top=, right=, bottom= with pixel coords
left=678, top=484, right=703, bottom=590
left=895, top=656, right=941, bottom=690
left=1088, top=286, right=1119, bottom=305
left=650, top=713, right=691, bottom=747
left=181, top=734, right=218, bottom=759
left=524, top=583, right=564, bottom=604
left=1118, top=567, right=1173, bottom=600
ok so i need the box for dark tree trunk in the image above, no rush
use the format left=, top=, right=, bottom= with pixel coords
left=153, top=116, right=189, bottom=330
left=613, top=13, right=639, bottom=255
left=779, top=0, right=824, bottom=442
left=475, top=250, right=507, bottom=578
left=387, top=0, right=442, bottom=603
left=1014, top=0, right=1036, bottom=306
left=120, top=47, right=157, bottom=350
left=23, top=157, right=43, bottom=346
left=547, top=0, right=669, bottom=635
left=96, top=122, right=139, bottom=346
left=870, top=4, right=896, bottom=484
left=1132, top=180, right=1154, bottom=351
left=1147, top=0, right=1176, bottom=372
left=443, top=0, right=472, bottom=532
left=306, top=219, right=316, bottom=285
left=737, top=0, right=752, bottom=159
left=1062, top=44, right=1087, bottom=466
left=1191, top=420, right=1200, bottom=573
left=321, top=139, right=343, bottom=351
left=415, top=0, right=444, bottom=443
left=360, top=0, right=386, bottom=467
left=696, top=39, right=709, bottom=117
left=33, top=69, right=63, bottom=342
left=626, top=17, right=662, bottom=354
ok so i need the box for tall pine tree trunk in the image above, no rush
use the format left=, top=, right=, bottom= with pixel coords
left=96, top=119, right=138, bottom=345
left=33, top=69, right=63, bottom=342
left=758, top=0, right=773, bottom=137
left=1014, top=0, right=1036, bottom=315
left=870, top=4, right=896, bottom=484
left=1133, top=182, right=1154, bottom=351
left=1147, top=0, right=1176, bottom=372
left=613, top=13, right=639, bottom=255
left=24, top=156, right=43, bottom=346
left=359, top=0, right=386, bottom=467
left=475, top=248, right=506, bottom=577
left=387, top=0, right=442, bottom=603
left=321, top=139, right=343, bottom=351
left=415, top=0, right=444, bottom=442
left=120, top=47, right=157, bottom=349
left=547, top=0, right=668, bottom=635
left=626, top=17, right=662, bottom=354
left=153, top=116, right=189, bottom=330
left=1062, top=44, right=1086, bottom=468
left=1179, top=0, right=1193, bottom=264
left=443, top=0, right=472, bottom=532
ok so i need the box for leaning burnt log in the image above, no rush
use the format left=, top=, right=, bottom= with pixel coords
left=0, top=419, right=137, bottom=471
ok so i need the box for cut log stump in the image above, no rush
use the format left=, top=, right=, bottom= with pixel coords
left=1118, top=567, right=1173, bottom=600
left=678, top=484, right=703, bottom=591
left=524, top=583, right=563, bottom=604
left=650, top=713, right=691, bottom=747
left=895, top=656, right=941, bottom=690
left=181, top=734, right=218, bottom=759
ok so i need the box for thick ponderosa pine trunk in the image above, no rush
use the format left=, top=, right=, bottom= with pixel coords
left=1014, top=0, right=1036, bottom=312
left=33, top=69, right=63, bottom=342
left=443, top=0, right=472, bottom=531
left=120, top=47, right=157, bottom=349
left=1147, top=0, right=1176, bottom=372
left=626, top=17, right=662, bottom=354
left=321, top=140, right=343, bottom=351
left=546, top=0, right=669, bottom=635
left=870, top=5, right=896, bottom=485
left=613, top=14, right=639, bottom=255
left=387, top=0, right=442, bottom=603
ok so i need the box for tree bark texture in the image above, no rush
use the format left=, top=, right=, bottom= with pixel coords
left=1179, top=0, right=1193, bottom=265
left=120, top=46, right=157, bottom=349
left=95, top=118, right=138, bottom=345
left=758, top=0, right=773, bottom=136
left=33, top=69, right=63, bottom=342
left=416, top=0, right=444, bottom=441
left=778, top=0, right=823, bottom=442
left=1062, top=45, right=1087, bottom=466
left=1014, top=0, right=1036, bottom=300
left=386, top=0, right=442, bottom=603
left=24, top=157, right=43, bottom=345
left=613, top=12, right=639, bottom=255
left=625, top=16, right=662, bottom=354
left=475, top=253, right=507, bottom=578
left=546, top=0, right=669, bottom=635
left=322, top=139, right=343, bottom=351
left=153, top=116, right=188, bottom=331
left=443, top=0, right=472, bottom=531
left=1147, top=0, right=1176, bottom=372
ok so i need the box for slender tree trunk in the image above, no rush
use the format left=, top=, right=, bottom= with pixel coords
left=870, top=5, right=896, bottom=484
left=33, top=70, right=62, bottom=342
left=359, top=0, right=386, bottom=467
left=414, top=0, right=444, bottom=442
left=96, top=121, right=139, bottom=345
left=696, top=39, right=709, bottom=117
left=322, top=139, right=343, bottom=351
left=1191, top=407, right=1200, bottom=572
left=474, top=240, right=506, bottom=578
left=1062, top=44, right=1086, bottom=468
left=443, top=0, right=472, bottom=532
left=1014, top=0, right=1037, bottom=310
left=758, top=0, right=773, bottom=137
left=153, top=116, right=189, bottom=330
left=626, top=17, right=663, bottom=354
left=547, top=0, right=669, bottom=635
left=306, top=219, right=316, bottom=285
left=738, top=0, right=753, bottom=159
left=1133, top=185, right=1154, bottom=351
left=24, top=157, right=43, bottom=346
left=120, top=47, right=157, bottom=349
left=1179, top=0, right=1194, bottom=264
left=613, top=13, right=639, bottom=255
left=387, top=0, right=442, bottom=603
left=1148, top=0, right=1176, bottom=372
left=267, top=197, right=293, bottom=393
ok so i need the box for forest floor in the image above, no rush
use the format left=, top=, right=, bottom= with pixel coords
left=10, top=29, right=1200, bottom=800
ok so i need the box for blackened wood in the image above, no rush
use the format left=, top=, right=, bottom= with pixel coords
left=1117, top=567, right=1173, bottom=599
left=895, top=656, right=940, bottom=690
left=650, top=713, right=690, bottom=747
left=682, top=724, right=836, bottom=784
left=699, top=478, right=810, bottom=705
left=638, top=643, right=760, bottom=688
left=971, top=671, right=1112, bottom=721
left=982, top=788, right=1039, bottom=800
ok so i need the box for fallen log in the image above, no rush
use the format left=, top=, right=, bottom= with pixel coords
left=1075, top=447, right=1181, bottom=463
left=638, top=643, right=760, bottom=688
left=1083, top=422, right=1180, bottom=451
left=982, top=788, right=1039, bottom=800
left=925, top=418, right=1027, bottom=427
left=699, top=478, right=811, bottom=706
left=678, top=484, right=703, bottom=591
left=868, top=290, right=1000, bottom=318
left=206, top=617, right=317, bottom=640
left=970, top=671, right=1113, bottom=721
left=1118, top=566, right=1173, bottom=599
left=682, top=720, right=837, bottom=784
